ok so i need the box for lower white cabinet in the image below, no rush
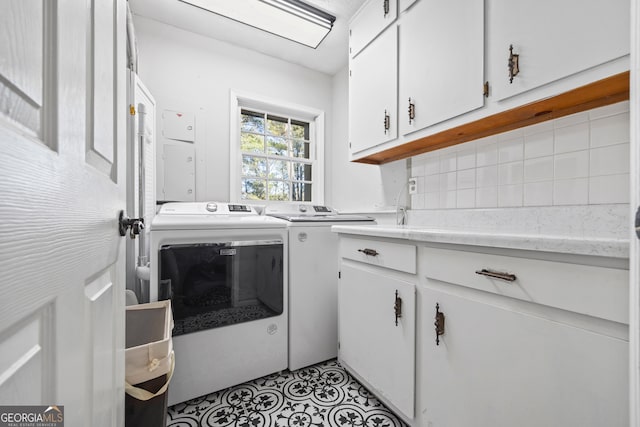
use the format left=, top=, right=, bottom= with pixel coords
left=419, top=286, right=628, bottom=427
left=336, top=232, right=628, bottom=427
left=338, top=263, right=416, bottom=419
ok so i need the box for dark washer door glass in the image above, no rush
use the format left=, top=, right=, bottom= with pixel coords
left=159, top=242, right=283, bottom=336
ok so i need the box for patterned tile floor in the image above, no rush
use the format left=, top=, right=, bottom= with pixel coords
left=167, top=359, right=407, bottom=427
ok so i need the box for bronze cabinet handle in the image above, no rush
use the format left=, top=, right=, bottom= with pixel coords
left=394, top=290, right=402, bottom=326
left=435, top=303, right=445, bottom=345
left=408, top=98, right=415, bottom=124
left=383, top=110, right=390, bottom=134
left=475, top=268, right=517, bottom=282
left=508, top=44, right=520, bottom=84
left=358, top=248, right=379, bottom=256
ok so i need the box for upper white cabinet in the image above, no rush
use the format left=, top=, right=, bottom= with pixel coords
left=399, top=0, right=484, bottom=136
left=348, top=0, right=630, bottom=163
left=490, top=0, right=630, bottom=100
left=349, top=0, right=397, bottom=58
left=349, top=27, right=398, bottom=153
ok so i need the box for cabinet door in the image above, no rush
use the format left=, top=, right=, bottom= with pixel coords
left=399, top=0, right=418, bottom=13
left=420, top=287, right=628, bottom=427
left=490, top=0, right=629, bottom=100
left=339, top=263, right=415, bottom=418
left=350, top=0, right=397, bottom=58
left=349, top=27, right=398, bottom=154
left=399, top=0, right=484, bottom=136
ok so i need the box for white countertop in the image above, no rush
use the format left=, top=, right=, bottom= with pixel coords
left=331, top=224, right=629, bottom=259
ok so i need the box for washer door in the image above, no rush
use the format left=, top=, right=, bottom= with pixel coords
left=159, top=240, right=283, bottom=336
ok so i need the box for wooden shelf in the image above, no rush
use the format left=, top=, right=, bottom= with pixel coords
left=354, top=71, right=630, bottom=165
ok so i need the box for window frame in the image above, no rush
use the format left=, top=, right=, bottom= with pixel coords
left=229, top=90, right=325, bottom=204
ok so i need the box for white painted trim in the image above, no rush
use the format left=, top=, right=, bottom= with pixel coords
left=229, top=91, right=241, bottom=202
left=228, top=89, right=325, bottom=204
left=630, top=0, right=640, bottom=425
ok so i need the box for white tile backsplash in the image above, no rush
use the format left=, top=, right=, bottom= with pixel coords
left=498, top=138, right=524, bottom=163
left=524, top=156, right=554, bottom=183
left=440, top=152, right=456, bottom=173
left=424, top=174, right=440, bottom=193
left=457, top=169, right=476, bottom=189
left=524, top=181, right=554, bottom=206
left=440, top=190, right=457, bottom=209
left=424, top=156, right=440, bottom=175
left=523, top=120, right=554, bottom=136
left=476, top=140, right=498, bottom=167
left=498, top=161, right=524, bottom=185
left=553, top=111, right=589, bottom=129
left=554, top=150, right=589, bottom=180
left=456, top=189, right=476, bottom=208
left=554, top=122, right=589, bottom=154
left=554, top=178, right=589, bottom=205
left=590, top=113, right=630, bottom=148
left=524, top=131, right=554, bottom=159
left=457, top=146, right=476, bottom=170
left=476, top=165, right=498, bottom=188
left=440, top=171, right=456, bottom=192
left=411, top=193, right=425, bottom=209
left=589, top=101, right=629, bottom=120
left=590, top=143, right=630, bottom=176
left=475, top=186, right=498, bottom=208
left=425, top=192, right=440, bottom=209
left=589, top=174, right=630, bottom=204
left=410, top=102, right=630, bottom=212
left=498, top=184, right=523, bottom=207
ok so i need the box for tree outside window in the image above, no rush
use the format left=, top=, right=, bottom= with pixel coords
left=240, top=109, right=312, bottom=202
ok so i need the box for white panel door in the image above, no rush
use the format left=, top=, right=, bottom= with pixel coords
left=490, top=0, right=629, bottom=100
left=399, top=0, right=484, bottom=136
left=420, top=287, right=628, bottom=427
left=338, top=263, right=415, bottom=418
left=0, top=1, right=126, bottom=426
left=349, top=27, right=398, bottom=154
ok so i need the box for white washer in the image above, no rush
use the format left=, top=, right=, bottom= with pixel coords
left=263, top=204, right=375, bottom=371
left=150, top=202, right=288, bottom=405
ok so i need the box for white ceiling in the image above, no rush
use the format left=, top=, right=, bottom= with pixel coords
left=128, top=0, right=367, bottom=75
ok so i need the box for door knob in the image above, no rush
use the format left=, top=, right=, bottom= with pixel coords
left=119, top=211, right=144, bottom=239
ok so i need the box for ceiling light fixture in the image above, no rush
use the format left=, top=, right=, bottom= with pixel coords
left=179, top=0, right=336, bottom=49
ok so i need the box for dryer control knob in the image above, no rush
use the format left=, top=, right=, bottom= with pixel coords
left=299, top=205, right=307, bottom=212
left=206, top=202, right=218, bottom=212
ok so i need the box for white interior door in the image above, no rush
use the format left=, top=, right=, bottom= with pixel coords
left=630, top=0, right=640, bottom=425
left=0, top=1, right=126, bottom=426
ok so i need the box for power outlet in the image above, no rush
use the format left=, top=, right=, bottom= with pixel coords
left=408, top=177, right=418, bottom=195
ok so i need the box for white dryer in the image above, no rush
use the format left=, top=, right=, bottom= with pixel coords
left=150, top=202, right=288, bottom=405
left=263, top=204, right=375, bottom=371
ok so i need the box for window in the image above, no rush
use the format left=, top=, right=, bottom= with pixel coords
left=230, top=93, right=324, bottom=204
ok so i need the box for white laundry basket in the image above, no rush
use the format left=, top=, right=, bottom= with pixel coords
left=125, top=300, right=174, bottom=427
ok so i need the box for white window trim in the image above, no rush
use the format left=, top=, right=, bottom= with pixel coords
left=229, top=89, right=325, bottom=204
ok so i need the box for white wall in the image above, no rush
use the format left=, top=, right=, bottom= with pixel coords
left=134, top=15, right=334, bottom=203
left=135, top=15, right=407, bottom=213
left=327, top=66, right=408, bottom=214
